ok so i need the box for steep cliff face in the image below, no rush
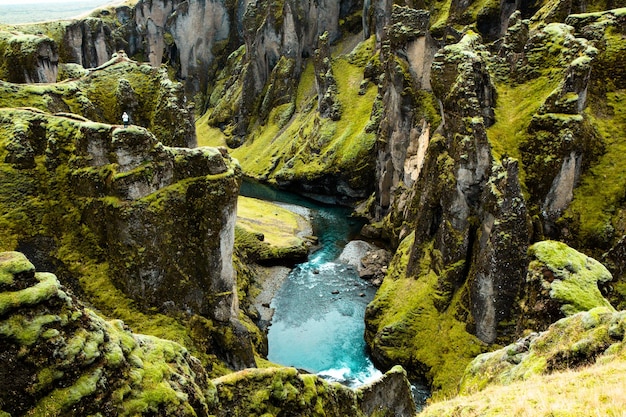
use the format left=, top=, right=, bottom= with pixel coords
left=372, top=6, right=441, bottom=228
left=201, top=33, right=379, bottom=204
left=0, top=31, right=58, bottom=83
left=364, top=0, right=626, bottom=397
left=0, top=107, right=254, bottom=370
left=204, top=0, right=362, bottom=141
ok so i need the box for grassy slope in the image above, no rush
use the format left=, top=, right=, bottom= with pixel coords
left=366, top=234, right=487, bottom=397
left=567, top=89, right=626, bottom=244
left=237, top=195, right=310, bottom=248
left=420, top=359, right=626, bottom=416
left=487, top=76, right=561, bottom=190
left=197, top=38, right=377, bottom=186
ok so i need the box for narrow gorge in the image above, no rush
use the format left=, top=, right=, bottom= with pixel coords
left=2, top=0, right=626, bottom=415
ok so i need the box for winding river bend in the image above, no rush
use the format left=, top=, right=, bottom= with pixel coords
left=240, top=182, right=381, bottom=387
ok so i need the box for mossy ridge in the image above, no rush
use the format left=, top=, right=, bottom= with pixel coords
left=0, top=252, right=216, bottom=416
left=0, top=57, right=193, bottom=147
left=365, top=233, right=488, bottom=397
left=212, top=366, right=365, bottom=416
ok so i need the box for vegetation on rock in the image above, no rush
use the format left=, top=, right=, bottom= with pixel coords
left=3, top=0, right=626, bottom=415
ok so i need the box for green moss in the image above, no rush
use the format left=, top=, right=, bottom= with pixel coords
left=528, top=241, right=615, bottom=315
left=460, top=306, right=625, bottom=401
left=0, top=251, right=35, bottom=284
left=564, top=90, right=626, bottom=245
left=366, top=233, right=488, bottom=397
left=30, top=369, right=102, bottom=415
left=487, top=76, right=560, bottom=191
left=348, top=35, right=376, bottom=67
left=0, top=273, right=60, bottom=316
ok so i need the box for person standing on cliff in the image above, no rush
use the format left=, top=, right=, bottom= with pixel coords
left=122, top=111, right=129, bottom=128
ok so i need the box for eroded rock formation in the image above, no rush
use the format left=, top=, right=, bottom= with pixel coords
left=0, top=54, right=195, bottom=148
left=0, top=31, right=58, bottom=83
left=0, top=251, right=215, bottom=416
left=0, top=106, right=254, bottom=370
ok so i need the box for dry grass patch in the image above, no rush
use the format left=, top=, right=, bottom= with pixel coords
left=420, top=359, right=626, bottom=417
left=236, top=196, right=310, bottom=248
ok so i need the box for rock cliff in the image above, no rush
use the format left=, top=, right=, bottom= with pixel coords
left=0, top=53, right=195, bottom=147
left=0, top=105, right=256, bottom=370
left=363, top=2, right=626, bottom=397
left=0, top=31, right=58, bottom=83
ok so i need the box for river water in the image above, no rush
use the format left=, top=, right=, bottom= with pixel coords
left=240, top=181, right=382, bottom=387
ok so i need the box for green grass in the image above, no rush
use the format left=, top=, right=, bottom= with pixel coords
left=420, top=358, right=626, bottom=416
left=424, top=306, right=626, bottom=416
left=236, top=196, right=309, bottom=248
left=195, top=111, right=227, bottom=147
left=487, top=77, right=560, bottom=194
left=566, top=90, right=626, bottom=242
left=229, top=55, right=376, bottom=185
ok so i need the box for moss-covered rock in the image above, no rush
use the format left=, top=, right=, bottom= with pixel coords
left=0, top=251, right=417, bottom=416
left=0, top=108, right=254, bottom=370
left=459, top=306, right=625, bottom=395
left=0, top=251, right=217, bottom=416
left=517, top=240, right=615, bottom=332
left=0, top=53, right=195, bottom=147
left=313, top=32, right=342, bottom=121
left=211, top=365, right=416, bottom=417
left=364, top=233, right=489, bottom=396
left=0, top=30, right=58, bottom=83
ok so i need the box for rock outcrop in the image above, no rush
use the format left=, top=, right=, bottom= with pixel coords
left=372, top=6, right=440, bottom=227
left=460, top=306, right=623, bottom=394
left=0, top=31, right=58, bottom=83
left=0, top=107, right=254, bottom=370
left=212, top=365, right=416, bottom=417
left=364, top=3, right=626, bottom=397
left=517, top=240, right=615, bottom=332
left=0, top=251, right=216, bottom=416
left=0, top=54, right=195, bottom=148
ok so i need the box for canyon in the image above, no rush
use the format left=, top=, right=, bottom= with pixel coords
left=2, top=0, right=626, bottom=415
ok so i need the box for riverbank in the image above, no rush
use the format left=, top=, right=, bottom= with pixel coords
left=236, top=195, right=315, bottom=328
